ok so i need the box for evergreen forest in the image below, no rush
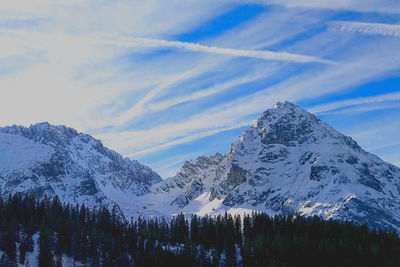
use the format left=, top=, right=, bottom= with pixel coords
left=0, top=193, right=399, bottom=266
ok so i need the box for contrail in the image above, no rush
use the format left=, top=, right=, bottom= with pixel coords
left=104, top=37, right=335, bottom=64
left=330, top=21, right=400, bottom=37
left=0, top=29, right=334, bottom=64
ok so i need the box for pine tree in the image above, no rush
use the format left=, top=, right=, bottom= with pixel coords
left=19, top=233, right=34, bottom=265
left=190, top=214, right=199, bottom=244
left=234, top=214, right=242, bottom=245
left=38, top=223, right=54, bottom=267
left=2, top=224, right=17, bottom=263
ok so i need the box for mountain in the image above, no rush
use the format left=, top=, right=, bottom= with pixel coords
left=1, top=102, right=400, bottom=232
left=142, top=101, right=400, bottom=232
left=0, top=122, right=161, bottom=217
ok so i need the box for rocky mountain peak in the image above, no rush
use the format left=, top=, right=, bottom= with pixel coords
left=141, top=101, right=400, bottom=233
left=272, top=100, right=298, bottom=109
left=0, top=122, right=162, bottom=219
left=254, top=101, right=327, bottom=146
left=0, top=122, right=80, bottom=148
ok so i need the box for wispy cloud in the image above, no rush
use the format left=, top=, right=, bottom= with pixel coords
left=315, top=102, right=400, bottom=115
left=251, top=0, right=400, bottom=14
left=128, top=120, right=255, bottom=157
left=344, top=115, right=400, bottom=168
left=366, top=141, right=400, bottom=151
left=113, top=68, right=201, bottom=126
left=330, top=21, right=400, bottom=37
left=148, top=151, right=206, bottom=178
left=148, top=71, right=275, bottom=112
left=0, top=25, right=331, bottom=131
left=0, top=0, right=399, bottom=176
left=105, top=36, right=335, bottom=64
left=309, top=92, right=400, bottom=113
left=96, top=8, right=400, bottom=163
left=97, top=102, right=258, bottom=156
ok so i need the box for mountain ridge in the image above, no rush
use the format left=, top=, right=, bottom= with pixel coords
left=1, top=102, right=400, bottom=233
left=0, top=122, right=162, bottom=218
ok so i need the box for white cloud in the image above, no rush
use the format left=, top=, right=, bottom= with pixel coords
left=96, top=100, right=257, bottom=155
left=0, top=0, right=399, bottom=172
left=250, top=0, right=400, bottom=14
left=315, top=102, right=400, bottom=115
left=105, top=37, right=335, bottom=64
left=0, top=1, right=234, bottom=36
left=366, top=141, right=400, bottom=151
left=113, top=67, right=202, bottom=126
left=0, top=1, right=234, bottom=130
left=148, top=68, right=279, bottom=112
left=94, top=8, right=400, bottom=160
left=330, top=21, right=400, bottom=37
left=128, top=120, right=254, bottom=157
left=309, top=92, right=400, bottom=113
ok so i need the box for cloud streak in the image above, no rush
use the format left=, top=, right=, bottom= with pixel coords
left=309, top=92, right=400, bottom=113
left=114, top=68, right=201, bottom=126
left=105, top=37, right=335, bottom=64
left=128, top=120, right=255, bottom=157
left=148, top=71, right=274, bottom=112
left=330, top=21, right=400, bottom=37
left=97, top=33, right=400, bottom=162
left=1, top=1, right=399, bottom=177
left=251, top=0, right=400, bottom=14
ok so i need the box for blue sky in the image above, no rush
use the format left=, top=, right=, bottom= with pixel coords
left=0, top=1, right=399, bottom=177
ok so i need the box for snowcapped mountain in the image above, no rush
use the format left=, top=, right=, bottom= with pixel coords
left=1, top=102, right=400, bottom=232
left=142, top=101, right=400, bottom=232
left=0, top=122, right=161, bottom=217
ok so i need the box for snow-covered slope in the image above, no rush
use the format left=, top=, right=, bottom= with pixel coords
left=0, top=122, right=161, bottom=217
left=140, top=101, right=400, bottom=232
left=2, top=102, right=400, bottom=232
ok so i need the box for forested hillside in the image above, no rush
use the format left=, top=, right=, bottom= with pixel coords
left=0, top=193, right=399, bottom=266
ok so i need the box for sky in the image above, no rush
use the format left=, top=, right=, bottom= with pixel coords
left=0, top=1, right=399, bottom=178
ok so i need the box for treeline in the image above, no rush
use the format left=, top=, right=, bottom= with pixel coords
left=0, top=193, right=400, bottom=266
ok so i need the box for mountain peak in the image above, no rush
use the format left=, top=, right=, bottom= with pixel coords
left=0, top=122, right=162, bottom=219
left=0, top=122, right=80, bottom=145
left=259, top=101, right=316, bottom=123
left=272, top=100, right=299, bottom=109
left=151, top=101, right=400, bottom=232
left=253, top=101, right=328, bottom=147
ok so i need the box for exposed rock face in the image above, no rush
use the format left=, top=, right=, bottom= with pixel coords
left=145, top=101, right=400, bottom=232
left=0, top=122, right=161, bottom=218
left=151, top=153, right=226, bottom=208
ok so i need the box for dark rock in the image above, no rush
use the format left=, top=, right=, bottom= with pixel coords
left=225, top=164, right=246, bottom=188
left=345, top=155, right=359, bottom=165
left=357, top=164, right=382, bottom=192
left=299, top=152, right=314, bottom=165
left=309, top=166, right=329, bottom=181
left=79, top=176, right=98, bottom=195
left=259, top=147, right=288, bottom=163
